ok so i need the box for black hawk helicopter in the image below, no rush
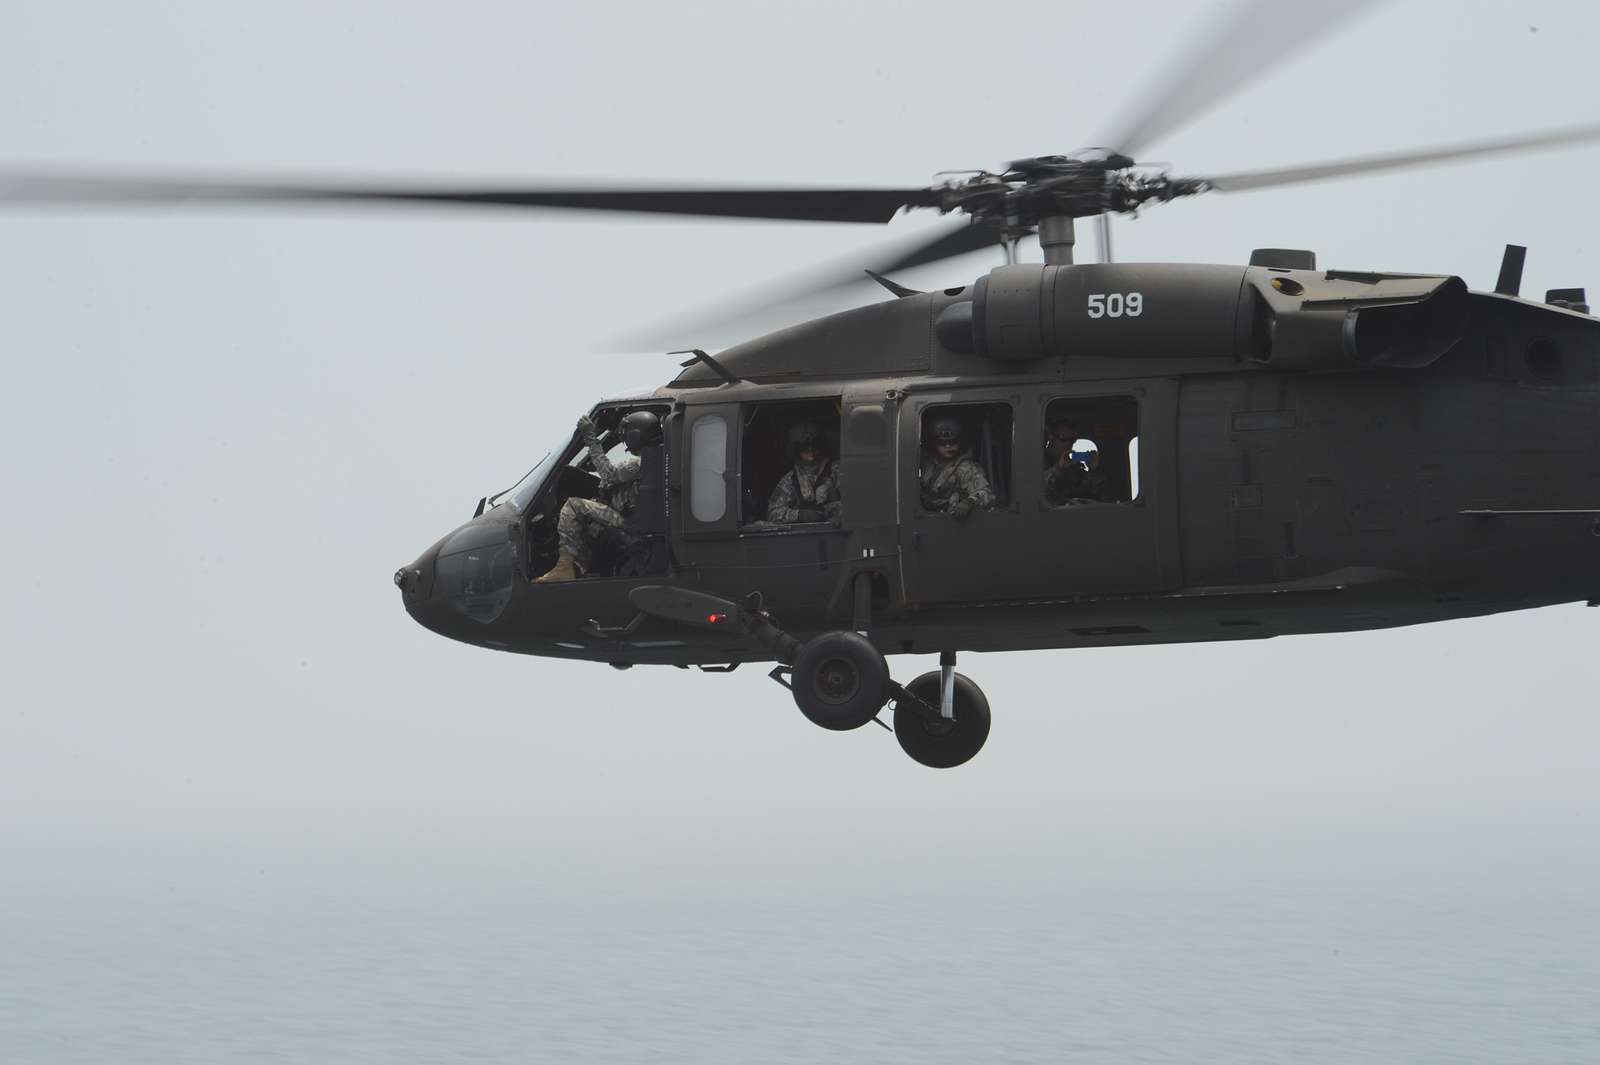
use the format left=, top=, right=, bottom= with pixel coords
left=9, top=4, right=1600, bottom=768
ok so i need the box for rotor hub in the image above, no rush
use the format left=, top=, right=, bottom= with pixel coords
left=937, top=154, right=1206, bottom=232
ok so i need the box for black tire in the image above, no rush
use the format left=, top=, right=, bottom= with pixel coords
left=893, top=671, right=991, bottom=768
left=790, top=631, right=889, bottom=731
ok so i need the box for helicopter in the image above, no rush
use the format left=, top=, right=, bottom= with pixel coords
left=8, top=5, right=1600, bottom=769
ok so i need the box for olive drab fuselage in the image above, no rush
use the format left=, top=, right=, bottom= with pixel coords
left=398, top=259, right=1600, bottom=666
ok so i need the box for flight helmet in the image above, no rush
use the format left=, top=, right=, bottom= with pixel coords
left=930, top=415, right=964, bottom=448
left=788, top=421, right=825, bottom=460
left=620, top=410, right=662, bottom=454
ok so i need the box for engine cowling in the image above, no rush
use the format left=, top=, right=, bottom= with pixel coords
left=938, top=262, right=1468, bottom=371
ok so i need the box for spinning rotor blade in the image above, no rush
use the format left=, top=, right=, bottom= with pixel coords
left=0, top=169, right=942, bottom=224
left=606, top=219, right=1004, bottom=351
left=1200, top=122, right=1600, bottom=192
left=867, top=218, right=1005, bottom=275
left=1101, top=0, right=1382, bottom=157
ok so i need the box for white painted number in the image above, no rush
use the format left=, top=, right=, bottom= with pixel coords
left=1087, top=291, right=1143, bottom=319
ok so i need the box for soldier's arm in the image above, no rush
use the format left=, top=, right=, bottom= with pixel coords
left=821, top=466, right=843, bottom=521
left=766, top=470, right=800, bottom=523
left=966, top=463, right=997, bottom=509
left=580, top=417, right=622, bottom=488
left=1043, top=463, right=1076, bottom=504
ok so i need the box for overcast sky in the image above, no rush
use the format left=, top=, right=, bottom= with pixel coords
left=4, top=0, right=1599, bottom=851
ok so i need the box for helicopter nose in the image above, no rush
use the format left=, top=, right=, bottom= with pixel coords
left=396, top=518, right=519, bottom=634
left=394, top=543, right=449, bottom=635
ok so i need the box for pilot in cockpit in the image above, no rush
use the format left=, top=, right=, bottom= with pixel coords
left=536, top=413, right=641, bottom=582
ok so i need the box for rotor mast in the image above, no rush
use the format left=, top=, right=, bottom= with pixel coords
left=971, top=154, right=1146, bottom=267
left=1038, top=215, right=1076, bottom=265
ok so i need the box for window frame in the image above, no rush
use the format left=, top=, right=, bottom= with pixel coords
left=736, top=396, right=846, bottom=537
left=1038, top=392, right=1144, bottom=510
left=687, top=411, right=730, bottom=524
left=913, top=398, right=1018, bottom=518
left=677, top=401, right=742, bottom=540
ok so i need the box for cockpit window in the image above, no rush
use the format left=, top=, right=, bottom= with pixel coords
left=489, top=430, right=573, bottom=511
left=572, top=438, right=633, bottom=471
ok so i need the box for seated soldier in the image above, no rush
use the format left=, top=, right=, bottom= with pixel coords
left=1073, top=440, right=1109, bottom=501
left=537, top=413, right=640, bottom=582
left=1045, top=428, right=1110, bottom=506
left=919, top=415, right=994, bottom=520
left=766, top=421, right=841, bottom=524
left=1043, top=418, right=1088, bottom=506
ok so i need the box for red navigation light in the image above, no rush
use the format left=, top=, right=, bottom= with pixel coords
left=707, top=612, right=728, bottom=625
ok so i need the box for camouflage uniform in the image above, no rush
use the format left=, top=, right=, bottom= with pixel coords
left=556, top=420, right=640, bottom=570
left=766, top=459, right=842, bottom=523
left=1043, top=459, right=1086, bottom=506
left=1044, top=460, right=1107, bottom=505
left=920, top=451, right=995, bottom=517
left=1080, top=463, right=1109, bottom=502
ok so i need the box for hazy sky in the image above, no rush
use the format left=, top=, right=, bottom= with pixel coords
left=4, top=0, right=1600, bottom=845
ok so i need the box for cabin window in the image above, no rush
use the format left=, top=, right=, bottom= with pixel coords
left=918, top=403, right=1012, bottom=515
left=1042, top=396, right=1140, bottom=506
left=689, top=415, right=728, bottom=522
left=739, top=398, right=843, bottom=530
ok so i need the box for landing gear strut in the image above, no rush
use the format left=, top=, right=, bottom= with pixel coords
left=626, top=586, right=992, bottom=768
left=787, top=637, right=991, bottom=767
left=891, top=662, right=991, bottom=769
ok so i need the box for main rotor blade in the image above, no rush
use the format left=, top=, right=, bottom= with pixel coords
left=605, top=219, right=1004, bottom=352
left=0, top=169, right=943, bottom=224
left=1100, top=0, right=1383, bottom=158
left=1200, top=122, right=1600, bottom=192
left=868, top=218, right=1005, bottom=275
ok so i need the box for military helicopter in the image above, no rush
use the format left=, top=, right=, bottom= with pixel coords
left=9, top=5, right=1600, bottom=768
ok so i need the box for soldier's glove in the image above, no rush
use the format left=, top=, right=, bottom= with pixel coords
left=797, top=508, right=821, bottom=523
left=948, top=498, right=975, bottom=521
left=577, top=414, right=597, bottom=439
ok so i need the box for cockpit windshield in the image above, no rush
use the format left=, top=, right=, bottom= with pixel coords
left=487, top=429, right=576, bottom=512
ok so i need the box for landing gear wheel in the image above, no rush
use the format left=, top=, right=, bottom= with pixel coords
left=790, top=631, right=889, bottom=731
left=893, top=671, right=991, bottom=768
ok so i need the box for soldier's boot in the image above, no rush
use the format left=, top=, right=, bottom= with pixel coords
left=536, top=550, right=581, bottom=583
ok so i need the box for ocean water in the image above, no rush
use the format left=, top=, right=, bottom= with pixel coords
left=4, top=813, right=1598, bottom=1064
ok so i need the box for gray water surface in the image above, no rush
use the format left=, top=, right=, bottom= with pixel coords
left=4, top=814, right=1598, bottom=1064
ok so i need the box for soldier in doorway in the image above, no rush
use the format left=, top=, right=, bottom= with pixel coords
left=537, top=414, right=641, bottom=582
left=766, top=421, right=842, bottom=524
left=919, top=414, right=995, bottom=520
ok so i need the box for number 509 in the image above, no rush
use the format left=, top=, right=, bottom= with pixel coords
left=1086, top=292, right=1143, bottom=318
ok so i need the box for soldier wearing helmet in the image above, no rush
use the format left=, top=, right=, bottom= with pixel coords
left=920, top=413, right=995, bottom=520
left=1043, top=418, right=1089, bottom=506
left=537, top=412, right=644, bottom=582
left=766, top=421, right=841, bottom=524
left=1071, top=438, right=1108, bottom=502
